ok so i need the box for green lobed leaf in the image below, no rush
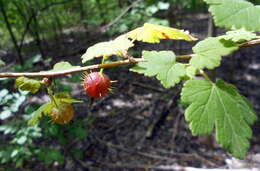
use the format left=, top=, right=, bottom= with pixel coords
left=28, top=103, right=53, bottom=126
left=81, top=36, right=134, bottom=63
left=204, top=0, right=260, bottom=31
left=28, top=92, right=81, bottom=125
left=15, top=77, right=27, bottom=88
left=186, top=66, right=197, bottom=79
left=181, top=79, right=257, bottom=159
left=0, top=59, right=5, bottom=66
left=190, top=37, right=238, bottom=70
left=15, top=77, right=41, bottom=93
left=131, top=51, right=186, bottom=88
left=219, top=29, right=257, bottom=43
left=53, top=92, right=83, bottom=104
left=48, top=61, right=80, bottom=72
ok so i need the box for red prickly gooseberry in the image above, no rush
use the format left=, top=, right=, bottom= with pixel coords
left=83, top=72, right=112, bottom=98
left=51, top=103, right=74, bottom=124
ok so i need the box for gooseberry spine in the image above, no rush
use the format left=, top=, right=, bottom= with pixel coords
left=83, top=72, right=112, bottom=99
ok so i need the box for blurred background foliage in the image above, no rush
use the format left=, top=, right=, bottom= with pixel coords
left=0, top=0, right=260, bottom=63
left=1, top=0, right=260, bottom=170
left=0, top=0, right=209, bottom=64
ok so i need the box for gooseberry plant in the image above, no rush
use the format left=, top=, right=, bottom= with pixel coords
left=1, top=0, right=260, bottom=159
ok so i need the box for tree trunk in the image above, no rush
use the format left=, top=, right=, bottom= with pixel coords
left=95, top=0, right=106, bottom=24
left=28, top=0, right=46, bottom=59
left=79, top=0, right=86, bottom=20
left=0, top=0, right=24, bottom=65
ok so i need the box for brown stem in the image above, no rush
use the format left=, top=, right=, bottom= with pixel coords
left=0, top=58, right=144, bottom=78
left=0, top=38, right=260, bottom=78
left=239, top=39, right=260, bottom=48
left=177, top=54, right=195, bottom=60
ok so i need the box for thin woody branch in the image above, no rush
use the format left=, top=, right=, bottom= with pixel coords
left=0, top=38, right=260, bottom=78
left=239, top=38, right=260, bottom=48
left=0, top=58, right=144, bottom=78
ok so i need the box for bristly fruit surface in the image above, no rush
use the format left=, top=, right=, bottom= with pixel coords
left=83, top=72, right=111, bottom=98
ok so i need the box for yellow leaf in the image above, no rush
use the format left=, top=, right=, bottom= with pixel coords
left=81, top=36, right=134, bottom=63
left=125, top=23, right=197, bottom=43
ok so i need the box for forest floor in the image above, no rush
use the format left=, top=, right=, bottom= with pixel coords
left=2, top=13, right=260, bottom=171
